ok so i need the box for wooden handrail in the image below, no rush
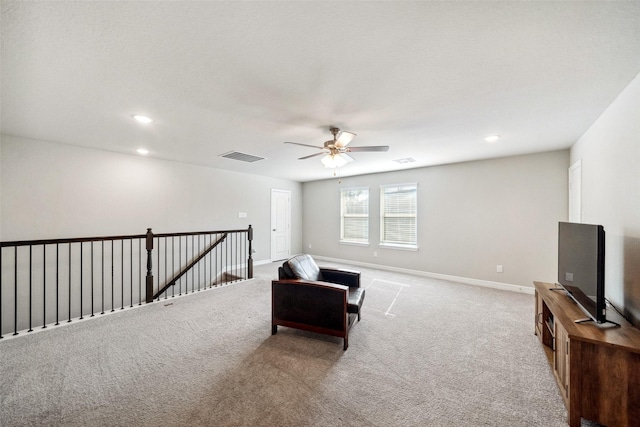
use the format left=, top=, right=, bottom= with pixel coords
left=152, top=233, right=227, bottom=300
left=0, top=234, right=146, bottom=247
left=0, top=228, right=249, bottom=247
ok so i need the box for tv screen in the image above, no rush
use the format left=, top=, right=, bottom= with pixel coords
left=557, top=221, right=606, bottom=323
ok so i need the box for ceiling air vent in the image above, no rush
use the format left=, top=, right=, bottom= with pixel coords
left=393, top=157, right=416, bottom=164
left=219, top=151, right=265, bottom=163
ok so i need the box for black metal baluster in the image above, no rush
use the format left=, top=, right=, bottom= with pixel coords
left=241, top=232, right=244, bottom=279
left=14, top=246, right=18, bottom=335
left=191, top=235, right=194, bottom=293
left=111, top=240, right=114, bottom=312
left=55, top=244, right=59, bottom=325
left=42, top=245, right=47, bottom=328
left=179, top=236, right=183, bottom=295
left=101, top=241, right=105, bottom=315
left=138, top=239, right=142, bottom=305
left=68, top=243, right=72, bottom=323
left=120, top=239, right=124, bottom=310
left=185, top=235, right=189, bottom=294
left=235, top=233, right=239, bottom=281
left=164, top=237, right=167, bottom=299
left=28, top=245, right=33, bottom=332
left=91, top=242, right=95, bottom=317
left=0, top=247, right=3, bottom=338
left=206, top=234, right=210, bottom=288
left=197, top=234, right=201, bottom=291
left=172, top=236, right=175, bottom=298
left=234, top=232, right=236, bottom=280
left=130, top=239, right=133, bottom=308
left=225, top=237, right=228, bottom=285
left=121, top=239, right=124, bottom=310
left=210, top=236, right=213, bottom=287
left=157, top=237, right=160, bottom=301
left=80, top=242, right=83, bottom=320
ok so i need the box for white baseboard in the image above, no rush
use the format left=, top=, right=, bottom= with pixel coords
left=312, top=255, right=535, bottom=295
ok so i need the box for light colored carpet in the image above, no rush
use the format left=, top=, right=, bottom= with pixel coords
left=1, top=262, right=578, bottom=426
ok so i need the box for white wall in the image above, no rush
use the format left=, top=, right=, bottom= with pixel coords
left=0, top=135, right=302, bottom=262
left=303, top=150, right=569, bottom=288
left=570, top=71, right=640, bottom=326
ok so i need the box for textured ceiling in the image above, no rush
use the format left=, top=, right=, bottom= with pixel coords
left=2, top=1, right=640, bottom=182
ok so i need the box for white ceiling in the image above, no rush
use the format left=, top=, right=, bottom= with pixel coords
left=2, top=1, right=640, bottom=182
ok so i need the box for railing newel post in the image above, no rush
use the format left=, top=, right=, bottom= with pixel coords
left=145, top=228, right=154, bottom=303
left=248, top=225, right=253, bottom=279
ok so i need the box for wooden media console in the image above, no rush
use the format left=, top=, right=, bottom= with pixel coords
left=534, top=281, right=640, bottom=427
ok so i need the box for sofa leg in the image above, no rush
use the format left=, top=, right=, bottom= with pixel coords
left=343, top=336, right=348, bottom=350
left=358, top=311, right=361, bottom=321
left=272, top=325, right=277, bottom=335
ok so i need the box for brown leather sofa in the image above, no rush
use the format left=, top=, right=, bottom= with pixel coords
left=271, top=254, right=365, bottom=350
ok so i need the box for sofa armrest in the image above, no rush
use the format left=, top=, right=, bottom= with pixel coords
left=272, top=279, right=348, bottom=334
left=320, top=268, right=361, bottom=288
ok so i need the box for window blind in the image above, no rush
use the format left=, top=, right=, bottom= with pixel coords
left=380, top=184, right=417, bottom=246
left=340, top=188, right=369, bottom=243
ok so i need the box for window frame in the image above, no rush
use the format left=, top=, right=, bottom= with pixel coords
left=379, top=183, right=418, bottom=250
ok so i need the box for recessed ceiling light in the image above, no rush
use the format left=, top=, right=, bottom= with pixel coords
left=132, top=115, right=153, bottom=124
left=484, top=135, right=501, bottom=142
left=136, top=148, right=149, bottom=155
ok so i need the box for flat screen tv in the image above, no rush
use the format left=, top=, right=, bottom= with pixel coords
left=557, top=221, right=606, bottom=324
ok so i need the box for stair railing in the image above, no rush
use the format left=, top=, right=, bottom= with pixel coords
left=0, top=225, right=253, bottom=338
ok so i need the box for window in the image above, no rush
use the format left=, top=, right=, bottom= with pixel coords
left=340, top=187, right=369, bottom=244
left=380, top=183, right=417, bottom=249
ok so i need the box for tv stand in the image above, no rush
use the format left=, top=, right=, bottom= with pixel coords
left=534, top=281, right=640, bottom=427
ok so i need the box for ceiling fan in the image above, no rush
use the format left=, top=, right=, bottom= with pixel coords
left=284, top=127, right=389, bottom=168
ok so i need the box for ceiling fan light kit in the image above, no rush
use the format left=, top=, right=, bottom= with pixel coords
left=285, top=127, right=389, bottom=170
left=321, top=153, right=353, bottom=168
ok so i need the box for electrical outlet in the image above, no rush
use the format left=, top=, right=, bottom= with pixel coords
left=496, top=265, right=503, bottom=273
left=308, top=244, right=312, bottom=249
left=373, top=251, right=378, bottom=257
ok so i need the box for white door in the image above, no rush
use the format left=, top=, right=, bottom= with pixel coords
left=271, top=189, right=291, bottom=261
left=569, top=160, right=582, bottom=223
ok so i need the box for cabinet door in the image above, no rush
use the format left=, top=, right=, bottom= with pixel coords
left=554, top=321, right=570, bottom=403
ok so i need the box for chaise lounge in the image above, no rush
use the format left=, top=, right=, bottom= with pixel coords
left=271, top=254, right=365, bottom=350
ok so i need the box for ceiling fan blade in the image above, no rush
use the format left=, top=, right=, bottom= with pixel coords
left=347, top=145, right=390, bottom=152
left=335, top=131, right=356, bottom=148
left=284, top=141, right=325, bottom=149
left=298, top=152, right=326, bottom=160
left=340, top=153, right=354, bottom=162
